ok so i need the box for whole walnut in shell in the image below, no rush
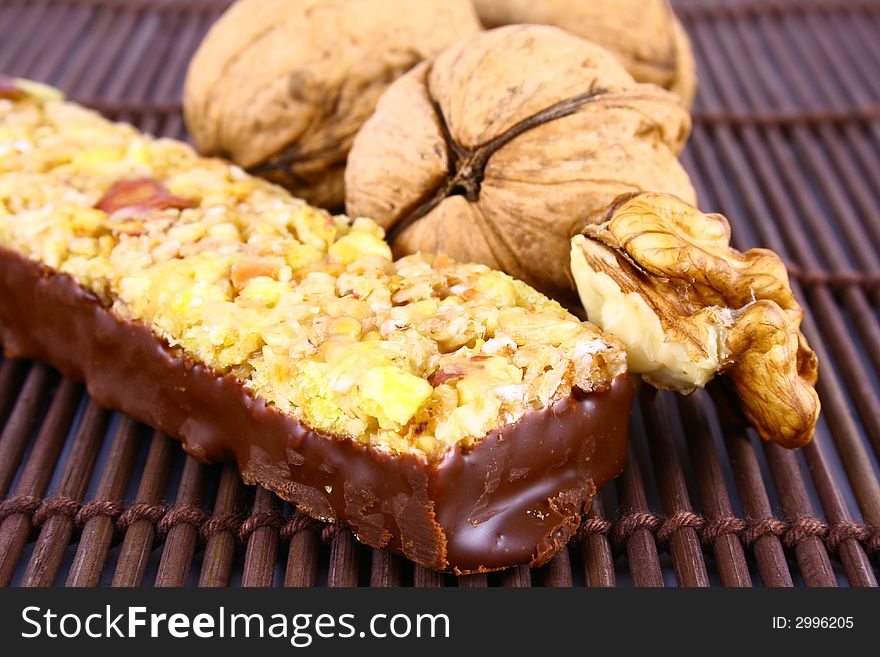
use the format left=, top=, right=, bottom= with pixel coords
left=570, top=192, right=820, bottom=448
left=183, top=0, right=481, bottom=208
left=472, top=0, right=697, bottom=105
left=345, top=25, right=695, bottom=305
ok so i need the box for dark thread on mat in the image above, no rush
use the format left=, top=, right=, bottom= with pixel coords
left=0, top=494, right=41, bottom=520
left=157, top=506, right=207, bottom=535
left=783, top=515, right=831, bottom=549
left=280, top=513, right=323, bottom=541
left=238, top=510, right=284, bottom=542
left=694, top=106, right=880, bottom=127
left=577, top=510, right=879, bottom=555
left=612, top=512, right=663, bottom=546
left=5, top=492, right=878, bottom=556
left=32, top=496, right=81, bottom=527
left=201, top=512, right=242, bottom=540
left=784, top=264, right=880, bottom=290
left=701, top=516, right=748, bottom=542
left=321, top=524, right=343, bottom=544
left=75, top=500, right=123, bottom=526
left=741, top=518, right=787, bottom=545
left=656, top=511, right=706, bottom=544
left=116, top=502, right=165, bottom=529
left=579, top=517, right=614, bottom=537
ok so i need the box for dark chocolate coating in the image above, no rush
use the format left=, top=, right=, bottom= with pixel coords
left=0, top=246, right=632, bottom=573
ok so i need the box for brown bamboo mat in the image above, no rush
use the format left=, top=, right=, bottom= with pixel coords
left=0, top=0, right=878, bottom=588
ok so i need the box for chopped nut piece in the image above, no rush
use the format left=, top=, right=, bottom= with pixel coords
left=96, top=178, right=196, bottom=214
left=231, top=256, right=280, bottom=290
left=570, top=192, right=820, bottom=448
left=357, top=365, right=434, bottom=429
left=0, top=75, right=63, bottom=102
left=328, top=230, right=392, bottom=265
left=328, top=316, right=363, bottom=339
left=0, top=75, right=25, bottom=100
left=431, top=365, right=465, bottom=387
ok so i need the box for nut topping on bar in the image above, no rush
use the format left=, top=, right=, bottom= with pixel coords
left=0, top=81, right=627, bottom=459
left=570, top=192, right=820, bottom=448
left=96, top=178, right=196, bottom=214
left=0, top=75, right=25, bottom=101
left=0, top=75, right=63, bottom=103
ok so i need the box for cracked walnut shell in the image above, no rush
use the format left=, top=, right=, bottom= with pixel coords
left=473, top=0, right=697, bottom=106
left=345, top=25, right=696, bottom=306
left=570, top=192, right=820, bottom=448
left=183, top=0, right=480, bottom=209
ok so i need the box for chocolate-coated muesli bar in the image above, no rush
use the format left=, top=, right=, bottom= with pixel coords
left=0, top=78, right=632, bottom=573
